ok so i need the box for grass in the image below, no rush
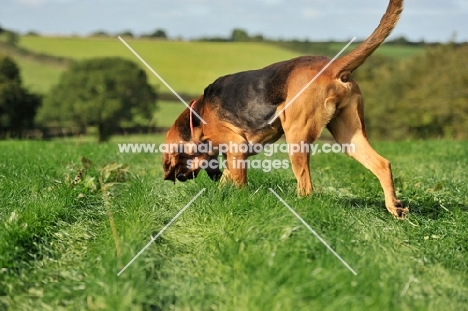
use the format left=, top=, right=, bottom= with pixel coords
left=15, top=57, right=66, bottom=94
left=17, top=36, right=302, bottom=94
left=155, top=101, right=186, bottom=128
left=328, top=42, right=425, bottom=59
left=1, top=139, right=467, bottom=310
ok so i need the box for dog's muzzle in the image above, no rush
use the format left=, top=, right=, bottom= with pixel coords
left=176, top=173, right=188, bottom=182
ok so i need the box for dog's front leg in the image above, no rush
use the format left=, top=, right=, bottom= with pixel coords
left=282, top=126, right=315, bottom=196
left=282, top=116, right=316, bottom=197
left=220, top=152, right=248, bottom=187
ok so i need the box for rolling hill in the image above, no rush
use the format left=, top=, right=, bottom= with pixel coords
left=15, top=36, right=424, bottom=95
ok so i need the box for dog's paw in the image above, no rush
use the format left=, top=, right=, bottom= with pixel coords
left=388, top=200, right=409, bottom=220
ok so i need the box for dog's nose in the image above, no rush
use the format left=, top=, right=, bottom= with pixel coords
left=176, top=173, right=187, bottom=182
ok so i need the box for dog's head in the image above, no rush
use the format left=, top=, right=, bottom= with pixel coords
left=162, top=112, right=222, bottom=183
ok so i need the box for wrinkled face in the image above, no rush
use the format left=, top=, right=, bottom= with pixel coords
left=163, top=151, right=203, bottom=182
left=162, top=127, right=222, bottom=182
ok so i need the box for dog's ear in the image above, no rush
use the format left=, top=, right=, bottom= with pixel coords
left=192, top=127, right=204, bottom=143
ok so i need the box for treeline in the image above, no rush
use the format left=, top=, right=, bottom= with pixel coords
left=1, top=24, right=170, bottom=41
left=355, top=44, right=468, bottom=140
left=90, top=29, right=169, bottom=40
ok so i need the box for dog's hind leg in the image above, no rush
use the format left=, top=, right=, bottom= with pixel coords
left=327, top=95, right=409, bottom=219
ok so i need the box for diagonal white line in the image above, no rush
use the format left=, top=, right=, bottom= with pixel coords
left=268, top=37, right=356, bottom=124
left=118, top=36, right=207, bottom=124
left=117, top=188, right=206, bottom=276
left=269, top=188, right=357, bottom=275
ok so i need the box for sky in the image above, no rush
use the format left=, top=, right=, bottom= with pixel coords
left=1, top=0, right=467, bottom=42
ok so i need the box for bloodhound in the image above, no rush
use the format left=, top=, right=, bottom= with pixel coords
left=163, top=0, right=409, bottom=218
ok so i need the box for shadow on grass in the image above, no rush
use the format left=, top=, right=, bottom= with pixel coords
left=197, top=172, right=466, bottom=222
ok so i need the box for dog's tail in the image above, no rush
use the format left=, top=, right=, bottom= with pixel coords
left=332, top=0, right=403, bottom=78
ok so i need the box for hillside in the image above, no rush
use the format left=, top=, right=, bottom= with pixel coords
left=15, top=36, right=424, bottom=95
left=17, top=36, right=302, bottom=95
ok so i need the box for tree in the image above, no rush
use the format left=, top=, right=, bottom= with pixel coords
left=118, top=30, right=134, bottom=38
left=357, top=44, right=468, bottom=140
left=152, top=29, right=167, bottom=39
left=141, top=29, right=168, bottom=39
left=89, top=30, right=110, bottom=37
left=25, top=30, right=40, bottom=36
left=0, top=25, right=20, bottom=46
left=37, top=57, right=157, bottom=142
left=231, top=29, right=250, bottom=42
left=388, top=36, right=411, bottom=45
left=5, top=31, right=19, bottom=46
left=0, top=56, right=41, bottom=138
left=0, top=56, right=20, bottom=83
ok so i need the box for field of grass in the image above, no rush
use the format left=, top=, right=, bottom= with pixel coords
left=328, top=42, right=425, bottom=59
left=1, top=139, right=467, bottom=310
left=155, top=101, right=186, bottom=128
left=14, top=57, right=66, bottom=94
left=15, top=36, right=425, bottom=95
left=17, top=36, right=303, bottom=95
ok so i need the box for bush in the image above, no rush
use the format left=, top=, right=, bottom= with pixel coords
left=141, top=29, right=168, bottom=39
left=37, top=57, right=157, bottom=142
left=0, top=55, right=41, bottom=138
left=355, top=44, right=468, bottom=140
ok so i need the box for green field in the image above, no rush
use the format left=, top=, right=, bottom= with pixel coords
left=1, top=139, right=467, bottom=310
left=14, top=57, right=66, bottom=94
left=14, top=36, right=425, bottom=95
left=17, top=36, right=302, bottom=94
left=156, top=101, right=186, bottom=128
left=328, top=42, right=425, bottom=59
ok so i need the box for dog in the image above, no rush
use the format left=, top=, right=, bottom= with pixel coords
left=163, top=0, right=409, bottom=219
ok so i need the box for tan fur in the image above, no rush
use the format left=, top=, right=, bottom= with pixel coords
left=163, top=0, right=408, bottom=218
